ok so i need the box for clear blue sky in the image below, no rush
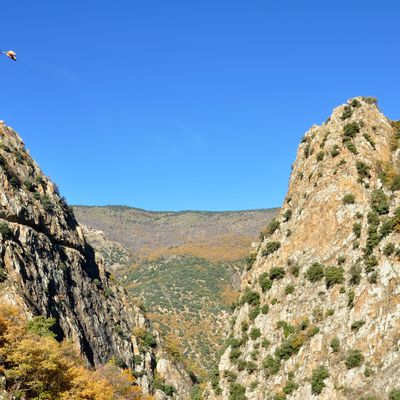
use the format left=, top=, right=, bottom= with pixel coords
left=1, top=1, right=399, bottom=211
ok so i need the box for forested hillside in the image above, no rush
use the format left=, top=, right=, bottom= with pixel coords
left=74, top=206, right=278, bottom=377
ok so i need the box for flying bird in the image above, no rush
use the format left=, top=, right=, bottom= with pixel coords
left=1, top=51, right=17, bottom=61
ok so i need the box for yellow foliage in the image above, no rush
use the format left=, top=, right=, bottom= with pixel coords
left=60, top=366, right=114, bottom=400
left=139, top=234, right=254, bottom=261
left=377, top=160, right=398, bottom=187
left=132, top=326, right=146, bottom=338
left=220, top=286, right=240, bottom=307
left=0, top=305, right=144, bottom=400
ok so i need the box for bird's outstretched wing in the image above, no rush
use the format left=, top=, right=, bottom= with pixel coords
left=1, top=50, right=17, bottom=61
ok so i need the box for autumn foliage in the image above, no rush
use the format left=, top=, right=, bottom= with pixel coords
left=0, top=305, right=147, bottom=400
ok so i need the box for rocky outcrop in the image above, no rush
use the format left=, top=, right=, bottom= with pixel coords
left=80, top=225, right=132, bottom=272
left=207, top=98, right=400, bottom=399
left=0, top=122, right=192, bottom=398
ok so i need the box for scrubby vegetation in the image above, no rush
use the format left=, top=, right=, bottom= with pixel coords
left=311, top=365, right=329, bottom=395
left=362, top=97, right=378, bottom=105
left=124, top=255, right=243, bottom=376
left=274, top=333, right=305, bottom=361
left=363, top=133, right=376, bottom=149
left=283, top=209, right=292, bottom=222
left=389, top=389, right=400, bottom=400
left=351, top=320, right=366, bottom=332
left=330, top=337, right=340, bottom=353
left=249, top=328, right=261, bottom=340
left=0, top=306, right=144, bottom=400
left=356, top=160, right=371, bottom=181
left=259, top=272, right=272, bottom=292
left=342, top=122, right=360, bottom=154
left=316, top=151, right=325, bottom=162
left=306, top=263, right=324, bottom=283
left=349, top=265, right=362, bottom=285
left=269, top=267, right=285, bottom=281
left=345, top=349, right=364, bottom=369
left=330, top=144, right=340, bottom=157
left=342, top=193, right=356, bottom=205
left=229, top=383, right=246, bottom=400
left=0, top=222, right=13, bottom=240
left=241, top=288, right=260, bottom=306
left=324, top=266, right=344, bottom=288
left=341, top=105, right=353, bottom=120
left=263, top=355, right=280, bottom=376
left=343, top=122, right=361, bottom=138
left=370, top=189, right=390, bottom=215
left=283, top=379, right=299, bottom=395
left=365, top=211, right=380, bottom=255
left=285, top=284, right=295, bottom=295
left=262, top=242, right=281, bottom=257
left=267, top=218, right=280, bottom=235
left=353, top=222, right=362, bottom=238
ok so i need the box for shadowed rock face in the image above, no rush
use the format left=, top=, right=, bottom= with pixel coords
left=207, top=98, right=400, bottom=400
left=0, top=122, right=193, bottom=399
left=0, top=122, right=135, bottom=368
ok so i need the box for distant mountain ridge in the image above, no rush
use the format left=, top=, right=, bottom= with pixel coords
left=73, top=206, right=278, bottom=261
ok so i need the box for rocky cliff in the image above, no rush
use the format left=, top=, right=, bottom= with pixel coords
left=0, top=122, right=192, bottom=399
left=207, top=97, right=400, bottom=400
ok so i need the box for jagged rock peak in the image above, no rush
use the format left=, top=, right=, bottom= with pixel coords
left=207, top=97, right=400, bottom=400
left=0, top=122, right=193, bottom=399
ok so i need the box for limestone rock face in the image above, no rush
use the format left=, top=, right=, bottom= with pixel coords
left=0, top=122, right=192, bottom=398
left=207, top=98, right=400, bottom=400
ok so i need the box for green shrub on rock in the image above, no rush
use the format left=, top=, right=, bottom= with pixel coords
left=343, top=193, right=356, bottom=205
left=261, top=305, right=269, bottom=314
left=259, top=272, right=272, bottom=292
left=343, top=122, right=360, bottom=138
left=274, top=334, right=305, bottom=361
left=324, top=266, right=344, bottom=288
left=306, top=263, right=325, bottom=283
left=389, top=389, right=400, bottom=400
left=345, top=349, right=364, bottom=369
left=262, top=241, right=281, bottom=257
left=263, top=355, right=280, bottom=376
left=371, top=189, right=390, bottom=215
left=283, top=209, right=292, bottom=222
left=229, top=348, right=242, bottom=362
left=330, top=337, right=340, bottom=353
left=262, top=219, right=280, bottom=238
left=229, top=383, right=246, bottom=400
left=330, top=144, right=340, bottom=157
left=283, top=379, right=299, bottom=395
left=249, top=328, right=261, bottom=340
left=353, top=222, right=362, bottom=238
left=356, top=160, right=371, bottom=180
left=0, top=222, right=13, bottom=240
left=311, top=365, right=329, bottom=395
left=383, top=243, right=395, bottom=256
left=285, top=284, right=295, bottom=295
left=341, top=105, right=353, bottom=120
left=269, top=267, right=285, bottom=281
left=351, top=320, right=366, bottom=332
left=249, top=306, right=260, bottom=321
left=241, top=288, right=260, bottom=306
left=246, top=253, right=257, bottom=270
left=349, top=265, right=362, bottom=285
left=365, top=211, right=380, bottom=255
